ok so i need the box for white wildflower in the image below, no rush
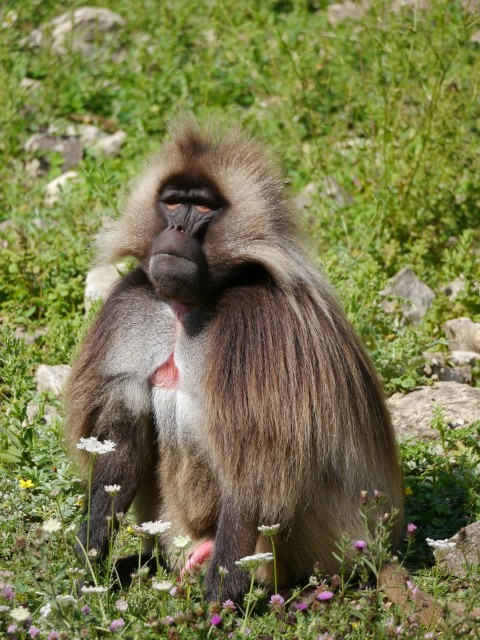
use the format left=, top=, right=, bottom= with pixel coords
left=42, top=518, right=62, bottom=534
left=40, top=603, right=52, bottom=618
left=258, top=524, right=280, bottom=536
left=81, top=585, right=108, bottom=594
left=87, top=548, right=99, bottom=558
left=235, top=552, right=274, bottom=570
left=172, top=535, right=191, bottom=550
left=77, top=437, right=116, bottom=455
left=115, top=598, right=128, bottom=612
left=426, top=537, right=456, bottom=550
left=1, top=11, right=17, bottom=28
left=56, top=595, right=76, bottom=606
left=152, top=579, right=174, bottom=592
left=104, top=484, right=121, bottom=495
left=140, top=520, right=172, bottom=535
left=10, top=606, right=30, bottom=622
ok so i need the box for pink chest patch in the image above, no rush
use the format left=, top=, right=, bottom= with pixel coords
left=150, top=353, right=179, bottom=389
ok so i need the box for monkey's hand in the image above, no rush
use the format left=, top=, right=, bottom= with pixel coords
left=182, top=539, right=214, bottom=575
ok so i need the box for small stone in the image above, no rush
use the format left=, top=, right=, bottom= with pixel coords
left=93, top=130, right=126, bottom=156
left=443, top=277, right=466, bottom=299
left=24, top=133, right=83, bottom=172
left=26, top=7, right=124, bottom=57
left=25, top=158, right=50, bottom=178
left=389, top=381, right=480, bottom=441
left=84, top=264, right=123, bottom=312
left=323, top=176, right=353, bottom=207
left=444, top=317, right=480, bottom=353
left=433, top=521, right=480, bottom=579
left=35, top=364, right=71, bottom=396
left=0, top=220, right=14, bottom=232
left=20, top=77, right=42, bottom=92
left=327, top=1, right=368, bottom=24
left=14, top=327, right=47, bottom=345
left=295, top=183, right=317, bottom=210
left=449, top=350, right=480, bottom=366
left=26, top=403, right=60, bottom=425
left=380, top=268, right=435, bottom=324
left=44, top=171, right=79, bottom=206
left=423, top=351, right=476, bottom=384
left=471, top=30, right=480, bottom=44
left=71, top=124, right=126, bottom=156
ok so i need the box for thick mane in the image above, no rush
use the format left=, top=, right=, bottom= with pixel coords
left=204, top=271, right=399, bottom=520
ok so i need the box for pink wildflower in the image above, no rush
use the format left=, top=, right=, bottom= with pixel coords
left=109, top=618, right=125, bottom=632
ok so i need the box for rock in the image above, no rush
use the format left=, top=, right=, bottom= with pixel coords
left=44, top=171, right=80, bottom=205
left=295, top=183, right=317, bottom=210
left=389, top=381, right=480, bottom=441
left=26, top=7, right=124, bottom=56
left=327, top=1, right=368, bottom=24
left=26, top=403, right=60, bottom=425
left=93, top=129, right=126, bottom=156
left=0, top=220, right=13, bottom=232
left=444, top=317, right=480, bottom=353
left=84, top=264, right=123, bottom=311
left=323, top=176, right=353, bottom=207
left=380, top=268, right=435, bottom=323
left=450, top=350, right=480, bottom=366
left=443, top=277, right=466, bottom=299
left=35, top=364, right=71, bottom=396
left=433, top=522, right=480, bottom=579
left=423, top=351, right=477, bottom=385
left=14, top=327, right=47, bottom=346
left=68, top=124, right=127, bottom=156
left=437, top=366, right=472, bottom=385
left=20, top=77, right=42, bottom=92
left=25, top=157, right=50, bottom=178
left=24, top=133, right=83, bottom=172
left=471, top=30, right=480, bottom=44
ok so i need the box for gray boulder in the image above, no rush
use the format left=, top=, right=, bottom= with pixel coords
left=26, top=7, right=124, bottom=56
left=444, top=317, right=480, bottom=353
left=380, top=268, right=435, bottom=323
left=24, top=133, right=83, bottom=172
left=84, top=264, right=123, bottom=312
left=389, top=381, right=480, bottom=441
left=35, top=364, right=71, bottom=396
left=432, top=521, right=480, bottom=579
left=44, top=171, right=80, bottom=205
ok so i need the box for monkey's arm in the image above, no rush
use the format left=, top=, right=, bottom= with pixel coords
left=65, top=269, right=169, bottom=557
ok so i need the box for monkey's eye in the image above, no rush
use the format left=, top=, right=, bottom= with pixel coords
left=165, top=203, right=180, bottom=211
left=196, top=205, right=212, bottom=213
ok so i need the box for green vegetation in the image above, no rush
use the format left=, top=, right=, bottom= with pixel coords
left=1, top=1, right=479, bottom=637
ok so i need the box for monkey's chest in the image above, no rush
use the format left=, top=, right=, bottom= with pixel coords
left=150, top=346, right=206, bottom=445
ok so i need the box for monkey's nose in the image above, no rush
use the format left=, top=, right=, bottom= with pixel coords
left=168, top=224, right=185, bottom=233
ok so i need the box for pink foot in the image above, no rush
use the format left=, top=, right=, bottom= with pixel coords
left=182, top=539, right=214, bottom=575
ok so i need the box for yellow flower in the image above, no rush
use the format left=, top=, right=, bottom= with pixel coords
left=19, top=479, right=34, bottom=489
left=404, top=486, right=413, bottom=495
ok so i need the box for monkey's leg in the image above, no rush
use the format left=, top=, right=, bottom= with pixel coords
left=204, top=497, right=258, bottom=603
left=76, top=412, right=157, bottom=560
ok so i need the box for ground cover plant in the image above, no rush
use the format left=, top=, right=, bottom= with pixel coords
left=1, top=0, right=479, bottom=637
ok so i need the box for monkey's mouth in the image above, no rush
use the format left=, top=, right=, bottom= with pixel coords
left=152, top=250, right=196, bottom=263
left=148, top=252, right=209, bottom=304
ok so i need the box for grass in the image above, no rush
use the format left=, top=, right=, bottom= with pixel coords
left=1, top=0, right=479, bottom=637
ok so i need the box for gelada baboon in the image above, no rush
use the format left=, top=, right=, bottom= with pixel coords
left=65, top=115, right=403, bottom=602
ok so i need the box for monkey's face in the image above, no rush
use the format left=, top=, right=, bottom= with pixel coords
left=148, top=173, right=226, bottom=304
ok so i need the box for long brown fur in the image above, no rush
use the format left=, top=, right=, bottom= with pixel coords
left=65, top=115, right=403, bottom=598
